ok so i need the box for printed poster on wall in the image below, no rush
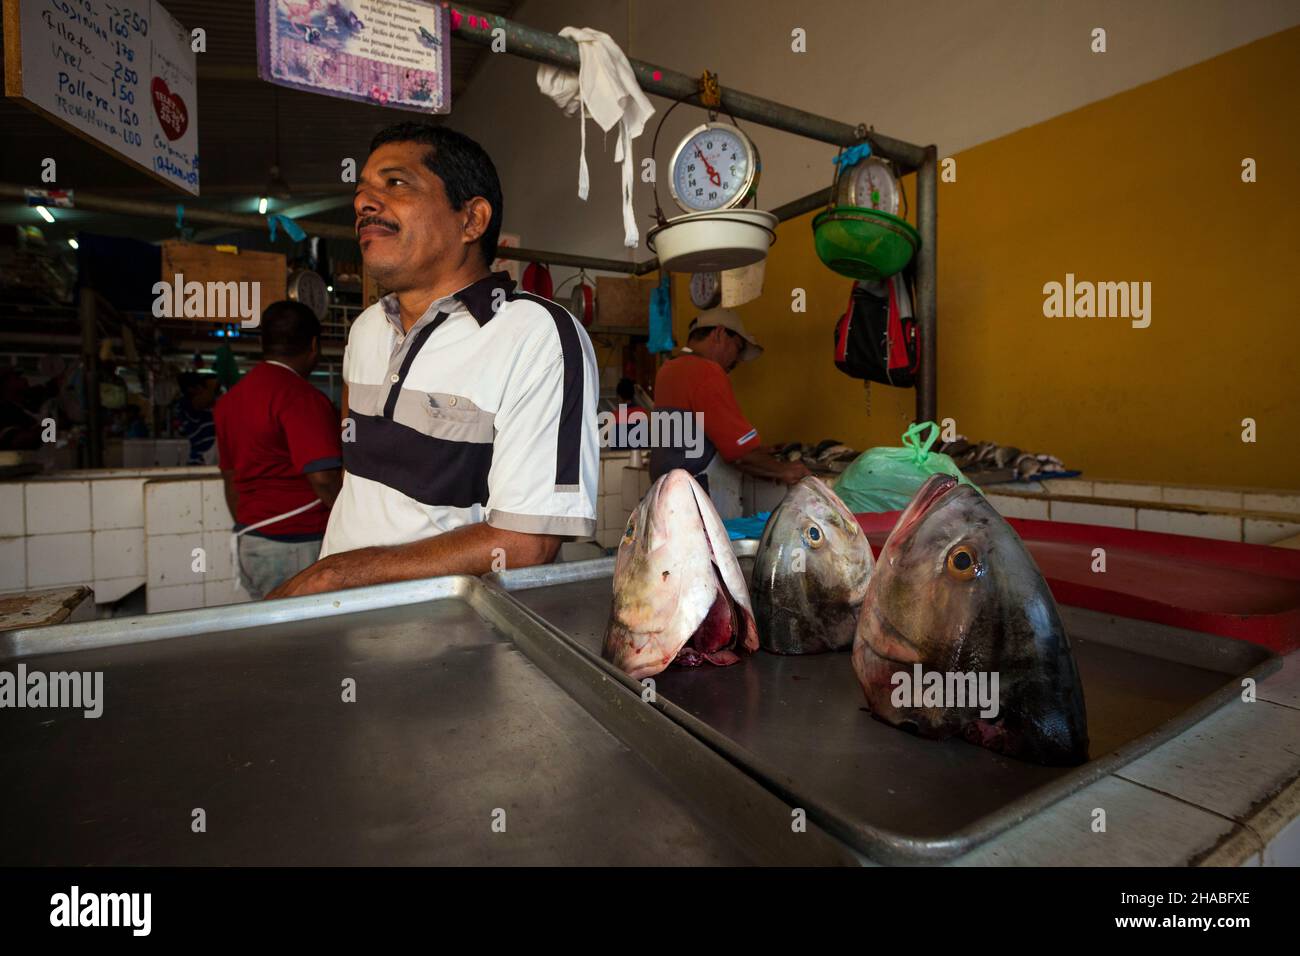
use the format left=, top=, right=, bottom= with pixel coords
left=2, top=0, right=200, bottom=194
left=255, top=0, right=450, bottom=113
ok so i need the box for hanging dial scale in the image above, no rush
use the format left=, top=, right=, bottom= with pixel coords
left=668, top=121, right=760, bottom=213
left=835, top=154, right=901, bottom=215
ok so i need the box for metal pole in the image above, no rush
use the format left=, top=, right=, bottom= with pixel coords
left=79, top=291, right=102, bottom=468
left=770, top=186, right=833, bottom=224
left=508, top=245, right=640, bottom=274
left=451, top=5, right=927, bottom=169
left=915, top=146, right=938, bottom=425
left=0, top=184, right=358, bottom=240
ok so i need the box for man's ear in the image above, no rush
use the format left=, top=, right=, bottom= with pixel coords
left=463, top=197, right=492, bottom=246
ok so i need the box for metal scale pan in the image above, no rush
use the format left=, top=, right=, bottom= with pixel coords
left=0, top=576, right=857, bottom=866
left=488, top=542, right=1281, bottom=864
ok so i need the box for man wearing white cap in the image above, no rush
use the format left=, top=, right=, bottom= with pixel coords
left=650, top=308, right=809, bottom=518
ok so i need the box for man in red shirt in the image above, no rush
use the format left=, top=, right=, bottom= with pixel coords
left=650, top=308, right=808, bottom=517
left=214, top=301, right=343, bottom=598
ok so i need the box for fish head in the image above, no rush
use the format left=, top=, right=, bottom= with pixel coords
left=753, top=476, right=874, bottom=653
left=603, top=470, right=747, bottom=679
left=855, top=475, right=1089, bottom=765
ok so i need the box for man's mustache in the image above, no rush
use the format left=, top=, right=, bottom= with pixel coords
left=356, top=216, right=399, bottom=234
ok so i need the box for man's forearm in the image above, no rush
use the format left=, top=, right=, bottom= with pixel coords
left=731, top=449, right=788, bottom=481
left=269, top=521, right=560, bottom=597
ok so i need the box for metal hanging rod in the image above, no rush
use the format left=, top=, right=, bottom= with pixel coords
left=449, top=5, right=927, bottom=172
left=447, top=4, right=937, bottom=423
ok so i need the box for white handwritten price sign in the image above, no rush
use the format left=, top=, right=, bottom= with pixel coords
left=3, top=0, right=200, bottom=195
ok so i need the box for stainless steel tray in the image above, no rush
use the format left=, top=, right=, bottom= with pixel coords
left=0, top=575, right=856, bottom=865
left=489, top=544, right=1282, bottom=864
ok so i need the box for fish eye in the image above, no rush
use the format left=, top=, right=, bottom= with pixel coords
left=803, top=523, right=825, bottom=549
left=946, top=544, right=979, bottom=580
left=623, top=515, right=636, bottom=540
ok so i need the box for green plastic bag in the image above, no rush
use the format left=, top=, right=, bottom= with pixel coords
left=832, top=422, right=978, bottom=514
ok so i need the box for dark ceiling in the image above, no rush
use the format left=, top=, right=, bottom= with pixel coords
left=0, top=0, right=523, bottom=241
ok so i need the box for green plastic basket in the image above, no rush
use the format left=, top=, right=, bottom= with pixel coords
left=812, top=205, right=920, bottom=280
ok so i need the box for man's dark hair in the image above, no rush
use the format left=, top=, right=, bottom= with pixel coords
left=177, top=371, right=203, bottom=395
left=259, top=300, right=320, bottom=357
left=369, top=123, right=504, bottom=264
left=616, top=377, right=635, bottom=402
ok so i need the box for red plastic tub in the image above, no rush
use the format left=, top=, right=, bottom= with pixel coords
left=855, top=512, right=1300, bottom=653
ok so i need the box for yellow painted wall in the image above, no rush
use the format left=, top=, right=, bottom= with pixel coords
left=676, top=27, right=1299, bottom=489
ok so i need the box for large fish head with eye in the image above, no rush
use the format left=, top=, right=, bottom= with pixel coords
left=602, top=470, right=759, bottom=681
left=852, top=475, right=1089, bottom=765
left=752, top=476, right=874, bottom=653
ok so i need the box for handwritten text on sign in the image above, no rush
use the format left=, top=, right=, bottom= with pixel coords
left=9, top=0, right=199, bottom=194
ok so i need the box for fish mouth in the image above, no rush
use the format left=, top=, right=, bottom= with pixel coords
left=891, top=474, right=960, bottom=544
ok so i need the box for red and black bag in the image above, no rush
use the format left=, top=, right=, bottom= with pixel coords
left=832, top=266, right=919, bottom=387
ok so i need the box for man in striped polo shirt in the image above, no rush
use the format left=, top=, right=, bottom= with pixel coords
left=268, top=124, right=598, bottom=598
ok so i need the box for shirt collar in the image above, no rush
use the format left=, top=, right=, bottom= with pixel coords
left=378, top=270, right=518, bottom=332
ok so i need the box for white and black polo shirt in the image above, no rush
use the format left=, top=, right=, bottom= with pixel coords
left=319, top=270, right=599, bottom=557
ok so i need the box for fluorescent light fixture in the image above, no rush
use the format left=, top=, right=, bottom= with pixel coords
left=258, top=196, right=268, bottom=215
left=68, top=238, right=79, bottom=250
left=36, top=205, right=55, bottom=223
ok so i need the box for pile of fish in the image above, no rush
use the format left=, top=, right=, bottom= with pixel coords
left=773, top=439, right=860, bottom=473
left=935, top=435, right=1068, bottom=481
left=602, top=469, right=1090, bottom=766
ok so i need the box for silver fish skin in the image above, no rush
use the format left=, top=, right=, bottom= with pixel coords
left=851, top=475, right=1089, bottom=766
left=602, top=469, right=759, bottom=680
left=752, top=476, right=874, bottom=654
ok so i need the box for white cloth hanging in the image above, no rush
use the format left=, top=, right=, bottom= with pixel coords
left=536, top=27, right=654, bottom=248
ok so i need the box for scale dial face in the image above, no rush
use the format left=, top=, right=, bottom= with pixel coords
left=669, top=122, right=758, bottom=213
left=838, top=156, right=901, bottom=214
left=288, top=269, right=329, bottom=321
left=690, top=271, right=721, bottom=309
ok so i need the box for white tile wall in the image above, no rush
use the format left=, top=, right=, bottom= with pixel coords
left=202, top=479, right=233, bottom=529
left=26, top=532, right=93, bottom=587
left=92, top=528, right=146, bottom=579
left=0, top=483, right=24, bottom=536
left=146, top=532, right=204, bottom=589
left=0, top=535, right=25, bottom=591
left=1244, top=518, right=1300, bottom=546
left=750, top=477, right=788, bottom=515
left=1043, top=479, right=1093, bottom=496
left=1136, top=509, right=1241, bottom=541
left=204, top=578, right=245, bottom=609
left=201, top=530, right=235, bottom=581
left=601, top=454, right=630, bottom=489
left=91, top=478, right=145, bottom=530
left=92, top=577, right=144, bottom=604
left=985, top=493, right=1050, bottom=520
left=1162, top=486, right=1244, bottom=509
left=1050, top=501, right=1136, bottom=530
left=147, top=583, right=204, bottom=614
left=602, top=493, right=630, bottom=532
left=25, top=481, right=91, bottom=534
left=1243, top=493, right=1300, bottom=516
left=144, top=480, right=203, bottom=535
left=620, top=467, right=641, bottom=510
left=1092, top=481, right=1164, bottom=503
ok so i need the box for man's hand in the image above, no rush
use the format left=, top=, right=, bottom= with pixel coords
left=777, top=460, right=812, bottom=485
left=733, top=449, right=812, bottom=485
left=265, top=522, right=562, bottom=600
